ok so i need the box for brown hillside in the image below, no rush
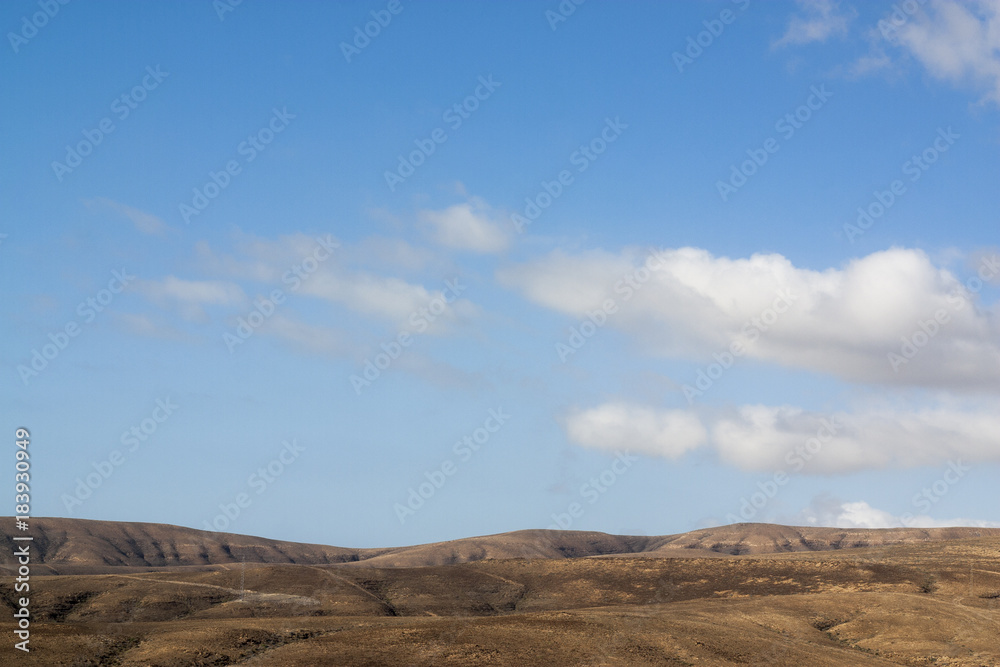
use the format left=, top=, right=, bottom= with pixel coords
left=1, top=532, right=998, bottom=665
left=3, top=518, right=999, bottom=573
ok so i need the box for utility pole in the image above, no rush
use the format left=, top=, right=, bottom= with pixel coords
left=240, top=556, right=246, bottom=602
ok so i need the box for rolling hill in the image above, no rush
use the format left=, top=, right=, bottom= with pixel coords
left=2, top=518, right=999, bottom=665
left=3, top=517, right=998, bottom=572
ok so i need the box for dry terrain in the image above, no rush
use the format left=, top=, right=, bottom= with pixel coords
left=1, top=518, right=998, bottom=666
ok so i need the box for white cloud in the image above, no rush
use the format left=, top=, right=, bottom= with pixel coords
left=419, top=198, right=510, bottom=253
left=564, top=403, right=707, bottom=459
left=299, top=271, right=478, bottom=332
left=86, top=197, right=168, bottom=236
left=197, top=232, right=479, bottom=332
left=499, top=246, right=1000, bottom=391
left=139, top=277, right=244, bottom=304
left=261, top=314, right=355, bottom=358
left=889, top=0, right=1000, bottom=105
left=808, top=499, right=902, bottom=528
left=712, top=403, right=1000, bottom=473
left=563, top=400, right=1000, bottom=473
left=114, top=313, right=189, bottom=341
left=775, top=0, right=857, bottom=48
left=137, top=276, right=246, bottom=322
left=352, top=236, right=438, bottom=272
left=848, top=47, right=893, bottom=76
left=798, top=498, right=1000, bottom=528
left=263, top=312, right=486, bottom=389
left=389, top=352, right=490, bottom=392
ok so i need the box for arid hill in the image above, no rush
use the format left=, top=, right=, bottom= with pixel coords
left=1, top=518, right=999, bottom=666
left=3, top=517, right=998, bottom=573
left=0, top=517, right=385, bottom=574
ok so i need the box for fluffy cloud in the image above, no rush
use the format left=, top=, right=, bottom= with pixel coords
left=712, top=403, right=1000, bottom=472
left=798, top=498, right=1000, bottom=528
left=892, top=0, right=1000, bottom=105
left=418, top=198, right=510, bottom=253
left=563, top=401, right=1000, bottom=473
left=499, top=246, right=1000, bottom=390
left=564, top=403, right=707, bottom=459
left=775, top=0, right=856, bottom=48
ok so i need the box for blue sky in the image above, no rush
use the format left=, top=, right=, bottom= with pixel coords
left=3, top=0, right=999, bottom=548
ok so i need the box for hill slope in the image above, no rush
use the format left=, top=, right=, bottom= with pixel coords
left=2, top=532, right=1000, bottom=665
left=3, top=517, right=998, bottom=572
